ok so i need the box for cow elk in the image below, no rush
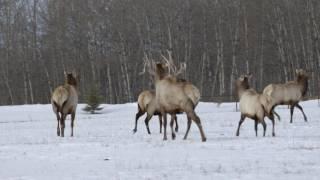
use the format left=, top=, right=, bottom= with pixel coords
left=51, top=71, right=79, bottom=137
left=263, top=69, right=308, bottom=123
left=235, top=74, right=276, bottom=137
left=133, top=90, right=178, bottom=134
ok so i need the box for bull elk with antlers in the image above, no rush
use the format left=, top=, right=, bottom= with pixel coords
left=133, top=80, right=201, bottom=134
left=51, top=71, right=79, bottom=137
left=140, top=52, right=206, bottom=141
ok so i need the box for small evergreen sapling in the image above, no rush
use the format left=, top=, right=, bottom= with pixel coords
left=83, top=85, right=104, bottom=114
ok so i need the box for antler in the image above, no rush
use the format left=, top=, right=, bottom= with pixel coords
left=161, top=50, right=186, bottom=77
left=174, top=62, right=186, bottom=76
left=139, top=53, right=156, bottom=76
left=161, top=50, right=175, bottom=75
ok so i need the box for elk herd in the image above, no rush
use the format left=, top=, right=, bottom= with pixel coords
left=51, top=55, right=310, bottom=143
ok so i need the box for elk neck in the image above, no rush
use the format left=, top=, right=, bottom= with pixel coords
left=296, top=75, right=308, bottom=96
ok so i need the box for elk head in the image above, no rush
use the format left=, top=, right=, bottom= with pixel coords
left=296, top=69, right=308, bottom=80
left=64, top=70, right=79, bottom=87
left=235, top=73, right=252, bottom=94
left=295, top=69, right=308, bottom=96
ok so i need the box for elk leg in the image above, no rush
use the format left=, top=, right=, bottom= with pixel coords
left=159, top=114, right=162, bottom=134
left=188, top=111, right=206, bottom=142
left=270, top=105, right=281, bottom=121
left=144, top=113, right=152, bottom=134
left=236, top=114, right=245, bottom=136
left=183, top=116, right=192, bottom=140
left=60, top=114, right=66, bottom=137
left=174, top=114, right=178, bottom=132
left=71, top=112, right=75, bottom=137
left=254, top=120, right=258, bottom=137
left=273, top=110, right=281, bottom=121
left=163, top=113, right=167, bottom=141
left=56, top=113, right=60, bottom=136
left=270, top=116, right=275, bottom=137
left=170, top=114, right=176, bottom=140
left=261, top=120, right=267, bottom=137
left=290, top=104, right=295, bottom=123
left=295, top=103, right=308, bottom=122
left=133, top=110, right=144, bottom=133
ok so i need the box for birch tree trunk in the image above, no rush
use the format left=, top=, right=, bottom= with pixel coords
left=230, top=2, right=240, bottom=101
left=211, top=24, right=222, bottom=97
left=106, top=64, right=113, bottom=104
left=242, top=4, right=250, bottom=74
left=269, top=6, right=289, bottom=82
left=1, top=69, right=14, bottom=105
left=119, top=32, right=132, bottom=102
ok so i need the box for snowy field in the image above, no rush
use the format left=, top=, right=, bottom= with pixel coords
left=1, top=100, right=320, bottom=180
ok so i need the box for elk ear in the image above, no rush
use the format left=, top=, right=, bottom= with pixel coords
left=296, top=69, right=300, bottom=74
left=64, top=71, right=67, bottom=78
left=239, top=76, right=244, bottom=81
left=247, top=73, right=252, bottom=79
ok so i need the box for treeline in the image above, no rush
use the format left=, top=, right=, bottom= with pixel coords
left=0, top=0, right=319, bottom=105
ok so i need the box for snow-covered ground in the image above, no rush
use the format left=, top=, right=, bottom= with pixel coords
left=0, top=100, right=320, bottom=180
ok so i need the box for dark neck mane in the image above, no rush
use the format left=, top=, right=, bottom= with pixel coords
left=65, top=77, right=78, bottom=88
left=155, top=64, right=168, bottom=81
left=237, top=81, right=250, bottom=98
left=297, top=75, right=308, bottom=96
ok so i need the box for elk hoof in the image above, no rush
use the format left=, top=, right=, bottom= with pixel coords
left=172, top=133, right=176, bottom=140
left=202, top=137, right=207, bottom=142
left=163, top=137, right=167, bottom=141
left=132, top=129, right=137, bottom=134
left=272, top=133, right=275, bottom=137
left=175, top=127, right=178, bottom=133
